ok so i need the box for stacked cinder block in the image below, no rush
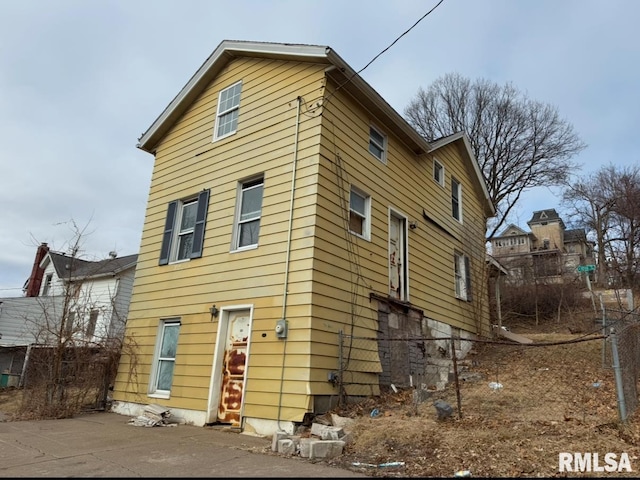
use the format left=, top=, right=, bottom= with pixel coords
left=271, top=422, right=353, bottom=459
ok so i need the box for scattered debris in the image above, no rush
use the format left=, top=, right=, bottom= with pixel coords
left=128, top=404, right=176, bottom=427
left=454, top=470, right=472, bottom=477
left=491, top=324, right=532, bottom=344
left=370, top=408, right=381, bottom=418
left=433, top=399, right=453, bottom=420
left=352, top=461, right=406, bottom=468
left=488, top=382, right=503, bottom=391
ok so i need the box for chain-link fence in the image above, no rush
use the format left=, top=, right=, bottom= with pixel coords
left=337, top=328, right=621, bottom=427
left=609, top=309, right=640, bottom=422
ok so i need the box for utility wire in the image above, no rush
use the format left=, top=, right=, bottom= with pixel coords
left=325, top=0, right=446, bottom=104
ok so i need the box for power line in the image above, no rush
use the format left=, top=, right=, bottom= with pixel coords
left=325, top=0, right=446, bottom=103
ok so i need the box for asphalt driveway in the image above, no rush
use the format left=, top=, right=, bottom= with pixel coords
left=0, top=411, right=365, bottom=477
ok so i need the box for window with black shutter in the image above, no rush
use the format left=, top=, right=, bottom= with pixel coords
left=159, top=189, right=210, bottom=265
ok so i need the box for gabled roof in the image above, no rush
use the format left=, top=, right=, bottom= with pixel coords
left=41, top=252, right=138, bottom=282
left=528, top=209, right=565, bottom=229
left=492, top=223, right=529, bottom=239
left=137, top=39, right=495, bottom=217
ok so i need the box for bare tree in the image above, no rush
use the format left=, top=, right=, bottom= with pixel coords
left=562, top=168, right=615, bottom=287
left=18, top=220, right=133, bottom=419
left=404, top=73, right=587, bottom=238
left=563, top=164, right=640, bottom=289
left=607, top=167, right=640, bottom=289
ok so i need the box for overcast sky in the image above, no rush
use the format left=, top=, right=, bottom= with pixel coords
left=1, top=0, right=638, bottom=294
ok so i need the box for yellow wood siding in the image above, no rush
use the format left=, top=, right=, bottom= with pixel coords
left=114, top=52, right=492, bottom=426
left=314, top=77, right=491, bottom=339
left=114, top=57, right=329, bottom=420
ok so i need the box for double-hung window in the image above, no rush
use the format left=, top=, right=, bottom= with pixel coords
left=214, top=81, right=242, bottom=140
left=159, top=189, right=210, bottom=265
left=150, top=319, right=181, bottom=397
left=368, top=125, right=387, bottom=163
left=42, top=273, right=53, bottom=295
left=454, top=252, right=472, bottom=301
left=233, top=177, right=264, bottom=250
left=433, top=159, right=444, bottom=186
left=349, top=186, right=371, bottom=240
left=451, top=178, right=462, bottom=222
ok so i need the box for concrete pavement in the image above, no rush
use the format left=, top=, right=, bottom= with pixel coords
left=0, top=411, right=366, bottom=477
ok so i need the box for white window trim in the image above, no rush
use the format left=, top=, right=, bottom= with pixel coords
left=42, top=273, right=53, bottom=296
left=433, top=158, right=444, bottom=187
left=349, top=186, right=371, bottom=241
left=231, top=176, right=264, bottom=252
left=149, top=319, right=181, bottom=399
left=452, top=177, right=463, bottom=223
left=213, top=80, right=242, bottom=141
left=368, top=124, right=387, bottom=164
left=172, top=198, right=198, bottom=263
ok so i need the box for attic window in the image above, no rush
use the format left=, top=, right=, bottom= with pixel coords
left=214, top=81, right=242, bottom=140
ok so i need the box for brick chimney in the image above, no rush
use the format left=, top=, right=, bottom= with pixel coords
left=24, top=242, right=50, bottom=297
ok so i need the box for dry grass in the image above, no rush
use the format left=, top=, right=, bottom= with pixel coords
left=326, top=332, right=640, bottom=477
left=0, top=387, right=24, bottom=417
left=2, top=328, right=640, bottom=477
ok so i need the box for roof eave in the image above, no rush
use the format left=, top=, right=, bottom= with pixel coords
left=138, top=40, right=432, bottom=156
left=137, top=41, right=333, bottom=154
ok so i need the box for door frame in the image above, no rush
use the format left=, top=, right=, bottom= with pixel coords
left=206, top=304, right=254, bottom=424
left=388, top=207, right=410, bottom=301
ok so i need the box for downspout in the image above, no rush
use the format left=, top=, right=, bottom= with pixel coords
left=276, top=96, right=302, bottom=431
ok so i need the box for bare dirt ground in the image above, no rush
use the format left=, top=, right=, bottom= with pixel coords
left=2, top=317, right=639, bottom=478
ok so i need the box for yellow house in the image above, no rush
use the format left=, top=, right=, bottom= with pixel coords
left=112, top=40, right=495, bottom=435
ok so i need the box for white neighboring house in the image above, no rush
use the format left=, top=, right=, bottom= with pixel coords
left=36, top=249, right=138, bottom=343
left=0, top=243, right=137, bottom=385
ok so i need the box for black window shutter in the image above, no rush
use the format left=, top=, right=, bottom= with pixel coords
left=159, top=201, right=178, bottom=265
left=190, top=189, right=210, bottom=259
left=464, top=256, right=473, bottom=301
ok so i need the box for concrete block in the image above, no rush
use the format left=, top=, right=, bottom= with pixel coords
left=277, top=438, right=296, bottom=455
left=298, top=437, right=316, bottom=458
left=331, top=413, right=355, bottom=430
left=271, top=430, right=289, bottom=452
left=309, top=440, right=346, bottom=459
left=310, top=423, right=345, bottom=440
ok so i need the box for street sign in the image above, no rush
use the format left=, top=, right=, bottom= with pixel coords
left=577, top=265, right=596, bottom=272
